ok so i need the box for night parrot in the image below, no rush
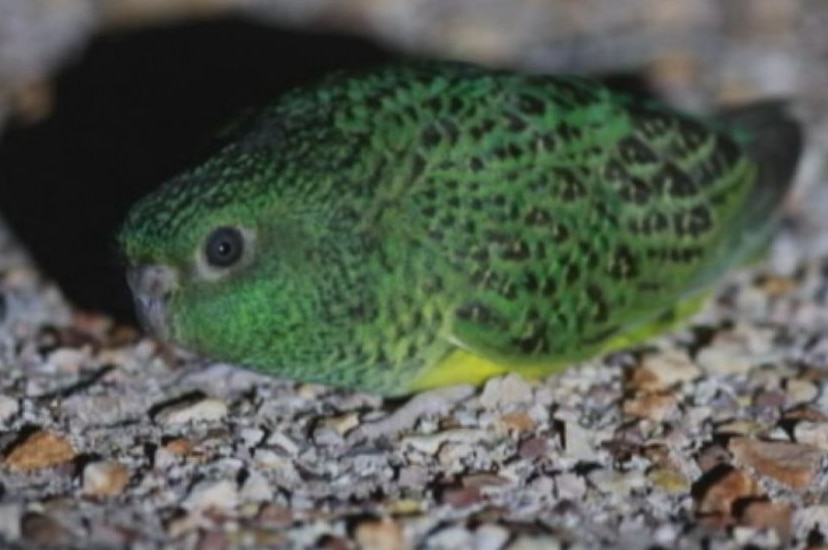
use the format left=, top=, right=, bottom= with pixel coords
left=120, top=61, right=802, bottom=396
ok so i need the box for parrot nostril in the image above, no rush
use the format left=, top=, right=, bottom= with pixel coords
left=127, top=265, right=176, bottom=300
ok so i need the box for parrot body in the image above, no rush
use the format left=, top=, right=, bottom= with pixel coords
left=120, top=62, right=801, bottom=396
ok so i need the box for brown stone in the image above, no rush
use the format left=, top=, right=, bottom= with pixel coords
left=163, top=437, right=193, bottom=455
left=4, top=430, right=75, bottom=471
left=496, top=411, right=537, bottom=432
left=440, top=486, right=483, bottom=508
left=622, top=392, right=677, bottom=422
left=352, top=517, right=405, bottom=550
left=738, top=500, right=792, bottom=541
left=694, top=467, right=760, bottom=521
left=81, top=461, right=130, bottom=497
left=628, top=350, right=701, bottom=392
left=729, top=437, right=824, bottom=489
left=21, top=512, right=74, bottom=547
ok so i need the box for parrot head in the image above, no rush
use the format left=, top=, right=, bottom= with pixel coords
left=118, top=143, right=344, bottom=374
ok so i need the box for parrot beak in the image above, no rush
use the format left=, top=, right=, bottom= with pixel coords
left=126, top=264, right=177, bottom=340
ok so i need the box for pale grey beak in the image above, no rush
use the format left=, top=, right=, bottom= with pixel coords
left=126, top=264, right=176, bottom=340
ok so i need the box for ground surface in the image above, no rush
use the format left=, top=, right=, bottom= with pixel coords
left=2, top=1, right=828, bottom=548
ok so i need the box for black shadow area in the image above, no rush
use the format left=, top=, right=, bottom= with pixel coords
left=0, top=19, right=391, bottom=322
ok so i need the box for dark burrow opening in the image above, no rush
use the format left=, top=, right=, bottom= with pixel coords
left=0, top=19, right=392, bottom=323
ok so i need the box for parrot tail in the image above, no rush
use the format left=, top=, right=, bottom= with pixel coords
left=715, top=100, right=803, bottom=234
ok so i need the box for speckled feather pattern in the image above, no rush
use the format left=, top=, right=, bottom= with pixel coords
left=120, top=62, right=799, bottom=395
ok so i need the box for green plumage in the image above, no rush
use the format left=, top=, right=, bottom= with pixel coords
left=120, top=61, right=802, bottom=396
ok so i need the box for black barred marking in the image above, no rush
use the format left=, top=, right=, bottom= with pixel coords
left=506, top=112, right=527, bottom=132
left=492, top=143, right=523, bottom=161
left=364, top=94, right=382, bottom=109
left=628, top=212, right=670, bottom=235
left=580, top=241, right=601, bottom=269
left=556, top=123, right=583, bottom=142
left=646, top=246, right=705, bottom=263
left=424, top=96, right=442, bottom=111
left=524, top=207, right=552, bottom=226
left=607, top=244, right=639, bottom=280
left=541, top=276, right=557, bottom=296
left=449, top=96, right=464, bottom=114
left=554, top=79, right=597, bottom=104
left=470, top=246, right=489, bottom=263
left=676, top=117, right=710, bottom=149
left=679, top=205, right=714, bottom=237
left=421, top=125, right=441, bottom=148
left=535, top=242, right=548, bottom=260
left=469, top=157, right=485, bottom=172
left=554, top=168, right=587, bottom=201
left=540, top=134, right=557, bottom=152
left=618, top=136, right=659, bottom=165
left=447, top=195, right=461, bottom=208
left=440, top=119, right=460, bottom=144
left=457, top=302, right=497, bottom=325
left=586, top=283, right=610, bottom=323
left=517, top=93, right=545, bottom=115
left=654, top=163, right=697, bottom=197
left=500, top=281, right=519, bottom=300
left=470, top=119, right=497, bottom=140
left=620, top=176, right=653, bottom=204
left=524, top=271, right=539, bottom=292
left=410, top=154, right=427, bottom=179
left=511, top=322, right=551, bottom=354
left=714, top=135, right=743, bottom=166
left=593, top=201, right=620, bottom=226
left=501, top=240, right=531, bottom=261
left=565, top=263, right=581, bottom=285
left=439, top=214, right=456, bottom=227
left=604, top=159, right=627, bottom=180
left=551, top=222, right=570, bottom=243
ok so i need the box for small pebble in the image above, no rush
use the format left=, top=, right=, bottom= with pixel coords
left=82, top=461, right=130, bottom=496
left=0, top=503, right=22, bottom=540
left=154, top=397, right=228, bottom=425
left=4, top=429, right=75, bottom=470
left=554, top=473, right=587, bottom=500
left=739, top=500, right=792, bottom=541
left=240, top=469, right=274, bottom=503
left=21, top=512, right=74, bottom=547
left=479, top=373, right=534, bottom=408
left=629, top=349, right=701, bottom=391
left=182, top=479, right=239, bottom=513
left=352, top=517, right=404, bottom=550
left=694, top=467, right=759, bottom=520
left=622, top=392, right=677, bottom=422
left=785, top=378, right=819, bottom=405
left=793, top=420, right=828, bottom=451
left=472, top=524, right=510, bottom=550
left=402, top=429, right=487, bottom=455
left=0, top=395, right=19, bottom=425
left=729, top=437, right=824, bottom=489
left=696, top=346, right=753, bottom=375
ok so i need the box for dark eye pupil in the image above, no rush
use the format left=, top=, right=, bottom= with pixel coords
left=205, top=227, right=244, bottom=268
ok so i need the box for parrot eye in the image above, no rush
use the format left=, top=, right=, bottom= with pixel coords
left=204, top=226, right=245, bottom=268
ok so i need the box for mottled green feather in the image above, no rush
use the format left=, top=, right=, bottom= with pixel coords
left=120, top=61, right=801, bottom=396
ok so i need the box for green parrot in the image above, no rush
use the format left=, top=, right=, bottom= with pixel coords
left=120, top=61, right=802, bottom=396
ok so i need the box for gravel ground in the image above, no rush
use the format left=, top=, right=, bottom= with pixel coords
left=2, top=1, right=828, bottom=548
